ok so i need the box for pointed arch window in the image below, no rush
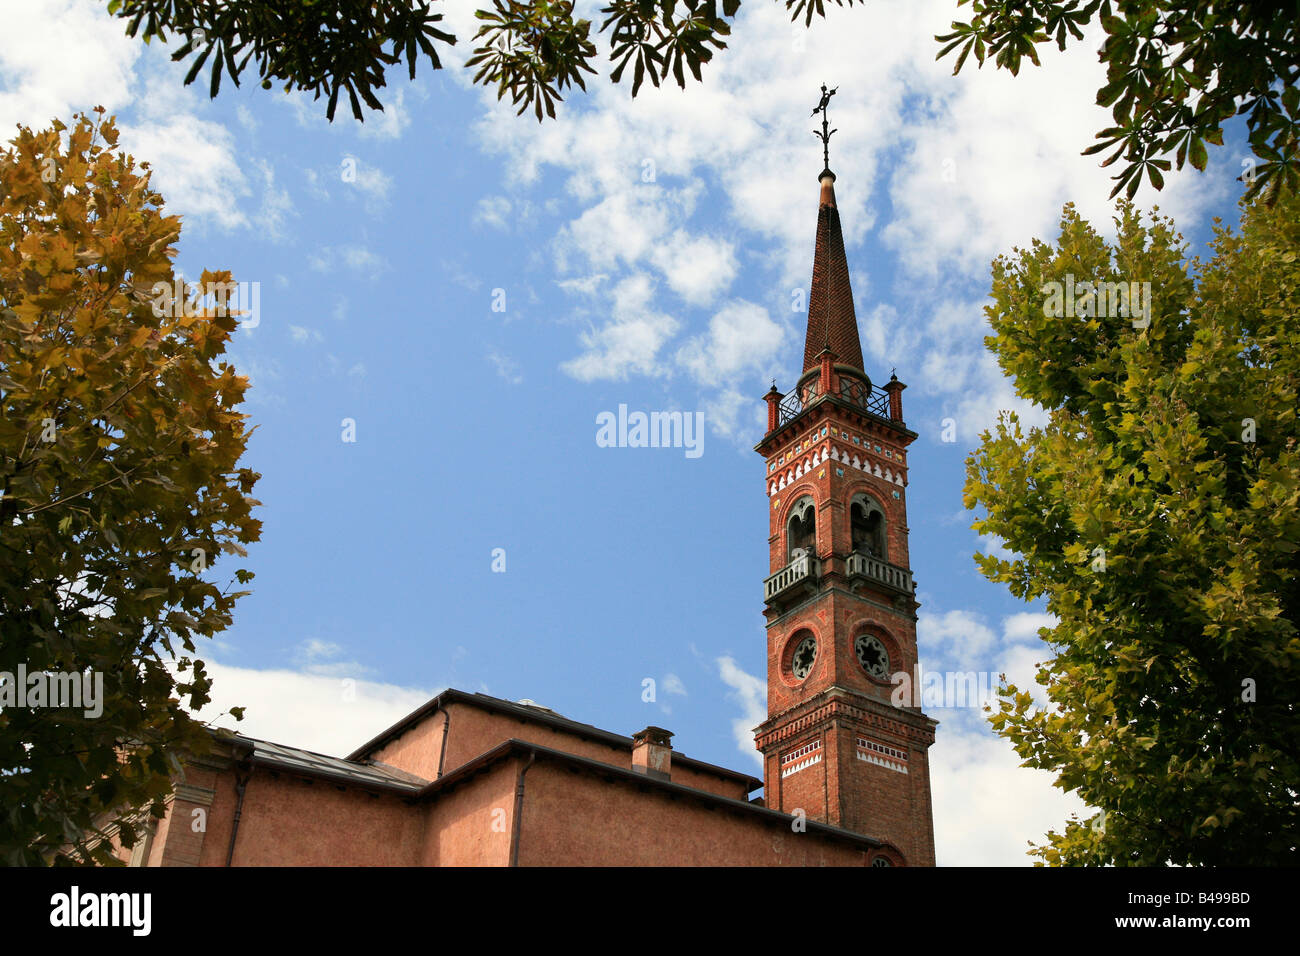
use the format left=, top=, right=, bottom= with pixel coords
left=787, top=496, right=817, bottom=562
left=850, top=494, right=886, bottom=559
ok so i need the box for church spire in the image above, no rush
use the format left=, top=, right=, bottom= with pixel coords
left=803, top=84, right=864, bottom=375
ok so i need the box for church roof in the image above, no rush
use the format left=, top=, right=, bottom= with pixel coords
left=345, top=687, right=763, bottom=791
left=216, top=733, right=427, bottom=793
left=802, top=171, right=866, bottom=374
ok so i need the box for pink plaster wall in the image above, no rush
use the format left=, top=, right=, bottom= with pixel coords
left=221, top=772, right=425, bottom=866
left=418, top=763, right=516, bottom=866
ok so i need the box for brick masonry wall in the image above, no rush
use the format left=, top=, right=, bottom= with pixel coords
left=758, top=392, right=935, bottom=865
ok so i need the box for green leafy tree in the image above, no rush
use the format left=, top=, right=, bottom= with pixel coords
left=936, top=1, right=1300, bottom=201
left=107, top=1, right=1297, bottom=197
left=965, top=193, right=1300, bottom=865
left=0, top=111, right=260, bottom=865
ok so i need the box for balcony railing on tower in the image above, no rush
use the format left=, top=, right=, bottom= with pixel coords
left=775, top=376, right=892, bottom=430
left=764, top=551, right=821, bottom=603
left=845, top=551, right=914, bottom=595
left=764, top=550, right=913, bottom=607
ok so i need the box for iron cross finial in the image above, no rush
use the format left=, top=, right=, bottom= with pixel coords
left=812, top=83, right=838, bottom=171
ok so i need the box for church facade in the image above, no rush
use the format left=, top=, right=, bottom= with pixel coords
left=101, top=163, right=937, bottom=867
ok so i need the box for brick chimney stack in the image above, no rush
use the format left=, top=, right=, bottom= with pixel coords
left=631, top=727, right=673, bottom=781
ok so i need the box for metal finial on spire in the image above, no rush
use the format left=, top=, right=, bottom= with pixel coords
left=811, top=83, right=838, bottom=172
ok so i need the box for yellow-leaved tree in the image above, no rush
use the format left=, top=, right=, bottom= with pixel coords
left=0, top=111, right=260, bottom=865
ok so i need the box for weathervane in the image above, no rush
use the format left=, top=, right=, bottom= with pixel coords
left=811, top=83, right=838, bottom=171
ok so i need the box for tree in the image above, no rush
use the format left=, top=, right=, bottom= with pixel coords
left=936, top=1, right=1300, bottom=202
left=964, top=192, right=1300, bottom=865
left=0, top=111, right=260, bottom=865
left=107, top=1, right=1297, bottom=199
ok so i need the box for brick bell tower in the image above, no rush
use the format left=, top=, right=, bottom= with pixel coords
left=754, top=91, right=937, bottom=866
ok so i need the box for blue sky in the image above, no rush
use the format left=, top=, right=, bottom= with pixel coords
left=1, top=0, right=1251, bottom=864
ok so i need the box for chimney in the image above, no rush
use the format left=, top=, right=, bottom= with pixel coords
left=631, top=727, right=673, bottom=781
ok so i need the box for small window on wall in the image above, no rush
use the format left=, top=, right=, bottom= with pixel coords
left=787, top=497, right=816, bottom=562
left=850, top=495, right=885, bottom=559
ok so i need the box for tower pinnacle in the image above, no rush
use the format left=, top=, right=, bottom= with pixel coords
left=802, top=87, right=864, bottom=376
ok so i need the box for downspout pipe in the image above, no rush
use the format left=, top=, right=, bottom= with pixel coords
left=508, top=750, right=537, bottom=867
left=225, top=762, right=252, bottom=867
left=437, top=708, right=450, bottom=778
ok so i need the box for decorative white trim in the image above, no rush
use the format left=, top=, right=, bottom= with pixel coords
left=855, top=737, right=909, bottom=774
left=780, top=739, right=823, bottom=778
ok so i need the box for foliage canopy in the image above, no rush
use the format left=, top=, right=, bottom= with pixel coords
left=0, top=112, right=259, bottom=865
left=966, top=191, right=1300, bottom=865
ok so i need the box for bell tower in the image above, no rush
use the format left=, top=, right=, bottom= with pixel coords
left=754, top=90, right=937, bottom=866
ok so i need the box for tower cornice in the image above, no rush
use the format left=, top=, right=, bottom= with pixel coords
left=755, top=687, right=938, bottom=753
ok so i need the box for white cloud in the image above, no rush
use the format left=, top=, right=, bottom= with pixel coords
left=648, top=230, right=738, bottom=305
left=119, top=104, right=251, bottom=231
left=338, top=154, right=393, bottom=208
left=487, top=349, right=523, bottom=384
left=557, top=274, right=607, bottom=297
left=716, top=655, right=765, bottom=768
left=357, top=89, right=410, bottom=140
left=194, top=659, right=438, bottom=758
left=677, top=300, right=785, bottom=386
left=252, top=158, right=295, bottom=240
left=0, top=0, right=137, bottom=136
left=918, top=608, right=998, bottom=668
left=701, top=386, right=764, bottom=441
left=295, top=639, right=343, bottom=663
left=931, top=722, right=1087, bottom=866
left=662, top=673, right=687, bottom=697
left=288, top=637, right=372, bottom=679
left=309, top=245, right=389, bottom=278
left=557, top=185, right=682, bottom=273
left=441, top=259, right=483, bottom=292
left=475, top=195, right=513, bottom=230
left=1003, top=612, right=1057, bottom=644
left=561, top=273, right=681, bottom=381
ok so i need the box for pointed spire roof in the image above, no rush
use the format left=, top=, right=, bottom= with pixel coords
left=802, top=169, right=864, bottom=374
